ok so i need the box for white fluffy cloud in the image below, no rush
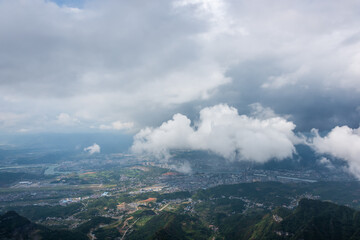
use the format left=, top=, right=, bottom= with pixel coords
left=132, top=104, right=297, bottom=162
left=317, top=157, right=335, bottom=170
left=84, top=143, right=101, bottom=154
left=311, top=126, right=360, bottom=178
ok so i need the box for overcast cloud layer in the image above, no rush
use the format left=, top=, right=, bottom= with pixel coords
left=1, top=0, right=360, bottom=133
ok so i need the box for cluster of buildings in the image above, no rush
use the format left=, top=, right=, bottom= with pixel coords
left=59, top=191, right=111, bottom=205
left=117, top=198, right=157, bottom=211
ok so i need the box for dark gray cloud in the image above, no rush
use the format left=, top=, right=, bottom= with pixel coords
left=216, top=59, right=360, bottom=131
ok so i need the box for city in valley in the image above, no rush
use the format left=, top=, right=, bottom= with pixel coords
left=1, top=147, right=360, bottom=239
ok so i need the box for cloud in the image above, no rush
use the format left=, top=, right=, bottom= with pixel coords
left=84, top=143, right=100, bottom=154
left=0, top=0, right=230, bottom=132
left=262, top=66, right=309, bottom=89
left=0, top=112, right=27, bottom=128
left=99, top=121, right=134, bottom=130
left=1, top=0, right=360, bottom=132
left=56, top=113, right=80, bottom=125
left=249, top=103, right=278, bottom=119
left=317, top=157, right=335, bottom=170
left=310, top=126, right=360, bottom=178
left=169, top=161, right=192, bottom=174
left=132, top=104, right=297, bottom=162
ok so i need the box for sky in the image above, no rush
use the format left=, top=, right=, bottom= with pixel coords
left=0, top=0, right=360, bottom=175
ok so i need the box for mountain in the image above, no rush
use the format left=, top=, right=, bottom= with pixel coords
left=127, top=212, right=211, bottom=240
left=125, top=199, right=360, bottom=240
left=0, top=211, right=87, bottom=240
left=3, top=186, right=360, bottom=239
left=247, top=199, right=360, bottom=240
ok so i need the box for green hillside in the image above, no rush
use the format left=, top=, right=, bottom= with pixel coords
left=246, top=199, right=360, bottom=240
left=0, top=211, right=87, bottom=240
